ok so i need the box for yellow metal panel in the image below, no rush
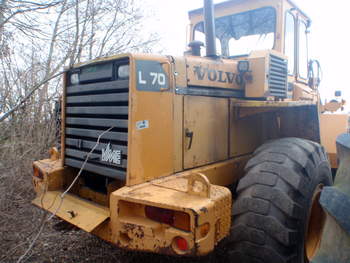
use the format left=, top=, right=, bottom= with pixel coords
left=245, top=51, right=269, bottom=98
left=232, top=99, right=316, bottom=108
left=230, top=113, right=264, bottom=157
left=127, top=55, right=175, bottom=186
left=293, top=82, right=317, bottom=101
left=328, top=153, right=338, bottom=170
left=173, top=95, right=184, bottom=173
left=274, top=0, right=285, bottom=53
left=320, top=114, right=348, bottom=168
left=32, top=158, right=77, bottom=195
left=184, top=96, right=229, bottom=169
left=173, top=56, right=188, bottom=89
left=173, top=58, right=187, bottom=172
left=176, top=157, right=249, bottom=186
left=33, top=159, right=64, bottom=191
left=110, top=173, right=231, bottom=256
left=32, top=191, right=109, bottom=232
left=72, top=52, right=132, bottom=68
left=186, top=56, right=241, bottom=90
left=79, top=187, right=108, bottom=206
left=61, top=73, right=67, bottom=166
left=245, top=50, right=288, bottom=98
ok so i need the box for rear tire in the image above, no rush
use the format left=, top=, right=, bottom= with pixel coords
left=227, top=138, right=332, bottom=263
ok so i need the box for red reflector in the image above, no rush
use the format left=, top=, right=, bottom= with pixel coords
left=145, top=206, right=174, bottom=225
left=33, top=165, right=43, bottom=179
left=175, top=237, right=188, bottom=251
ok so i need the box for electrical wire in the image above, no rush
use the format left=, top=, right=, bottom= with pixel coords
left=16, top=126, right=114, bottom=263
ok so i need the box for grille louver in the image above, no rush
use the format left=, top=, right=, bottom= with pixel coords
left=64, top=59, right=129, bottom=181
left=268, top=54, right=288, bottom=98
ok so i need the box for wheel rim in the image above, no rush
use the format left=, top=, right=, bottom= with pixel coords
left=305, top=185, right=325, bottom=261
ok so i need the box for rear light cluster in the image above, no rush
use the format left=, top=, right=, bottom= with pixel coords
left=145, top=205, right=190, bottom=232
left=33, top=165, right=44, bottom=179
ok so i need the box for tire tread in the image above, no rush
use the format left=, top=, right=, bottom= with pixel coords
left=228, top=138, right=332, bottom=263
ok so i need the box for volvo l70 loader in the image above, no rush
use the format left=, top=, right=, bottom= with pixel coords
left=31, top=0, right=349, bottom=262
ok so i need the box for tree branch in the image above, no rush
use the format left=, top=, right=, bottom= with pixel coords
left=0, top=71, right=64, bottom=122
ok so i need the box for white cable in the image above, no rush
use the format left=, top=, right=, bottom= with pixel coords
left=16, top=126, right=114, bottom=263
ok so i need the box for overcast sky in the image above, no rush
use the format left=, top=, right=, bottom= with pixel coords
left=147, top=0, right=350, bottom=112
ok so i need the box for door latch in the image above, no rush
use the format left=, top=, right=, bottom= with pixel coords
left=185, top=129, right=194, bottom=150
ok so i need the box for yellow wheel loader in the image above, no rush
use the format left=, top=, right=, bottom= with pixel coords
left=31, top=0, right=349, bottom=262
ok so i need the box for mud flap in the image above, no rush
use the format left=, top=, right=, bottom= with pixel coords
left=312, top=133, right=350, bottom=263
left=32, top=191, right=109, bottom=232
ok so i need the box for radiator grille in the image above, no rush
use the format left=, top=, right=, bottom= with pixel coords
left=268, top=54, right=288, bottom=98
left=64, top=59, right=129, bottom=181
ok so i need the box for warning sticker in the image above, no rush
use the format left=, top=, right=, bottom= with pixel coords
left=136, top=120, right=149, bottom=130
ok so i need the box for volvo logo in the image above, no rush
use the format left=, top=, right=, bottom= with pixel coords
left=193, top=66, right=236, bottom=84
left=101, top=143, right=121, bottom=165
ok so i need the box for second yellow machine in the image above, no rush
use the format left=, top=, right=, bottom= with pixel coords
left=31, top=0, right=347, bottom=262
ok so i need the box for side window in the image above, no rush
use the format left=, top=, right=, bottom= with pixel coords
left=284, top=12, right=295, bottom=74
left=228, top=33, right=274, bottom=56
left=298, top=21, right=308, bottom=79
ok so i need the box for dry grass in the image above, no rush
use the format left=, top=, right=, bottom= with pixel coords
left=0, top=117, right=225, bottom=263
left=0, top=170, right=222, bottom=262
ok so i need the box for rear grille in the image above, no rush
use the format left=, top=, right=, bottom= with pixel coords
left=64, top=59, right=129, bottom=181
left=268, top=54, right=288, bottom=98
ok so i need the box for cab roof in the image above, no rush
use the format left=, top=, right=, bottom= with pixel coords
left=188, top=0, right=311, bottom=22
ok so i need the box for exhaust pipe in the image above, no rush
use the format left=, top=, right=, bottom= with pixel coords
left=203, top=0, right=217, bottom=57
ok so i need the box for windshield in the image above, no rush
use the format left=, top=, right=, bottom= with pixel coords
left=194, top=7, right=276, bottom=57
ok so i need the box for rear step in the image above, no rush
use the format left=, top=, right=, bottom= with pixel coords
left=32, top=191, right=109, bottom=232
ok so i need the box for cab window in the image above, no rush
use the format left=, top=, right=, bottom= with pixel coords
left=298, top=21, right=308, bottom=79
left=194, top=7, right=276, bottom=57
left=284, top=12, right=295, bottom=74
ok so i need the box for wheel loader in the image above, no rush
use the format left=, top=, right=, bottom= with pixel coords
left=31, top=0, right=350, bottom=262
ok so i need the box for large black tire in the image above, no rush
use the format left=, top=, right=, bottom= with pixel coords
left=227, top=138, right=332, bottom=263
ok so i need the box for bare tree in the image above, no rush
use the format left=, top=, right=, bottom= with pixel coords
left=0, top=1, right=159, bottom=259
left=0, top=0, right=159, bottom=185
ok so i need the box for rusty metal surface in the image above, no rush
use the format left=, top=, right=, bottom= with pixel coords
left=32, top=158, right=65, bottom=192
left=32, top=191, right=109, bottom=233
left=320, top=114, right=348, bottom=168
left=110, top=173, right=232, bottom=256
left=184, top=96, right=229, bottom=169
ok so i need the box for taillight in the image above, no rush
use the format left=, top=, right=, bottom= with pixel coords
left=145, top=205, right=190, bottom=231
left=145, top=206, right=174, bottom=225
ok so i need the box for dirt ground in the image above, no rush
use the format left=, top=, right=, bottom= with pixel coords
left=0, top=172, right=225, bottom=263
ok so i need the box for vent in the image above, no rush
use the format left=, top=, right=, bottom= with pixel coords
left=268, top=54, right=288, bottom=98
left=64, top=59, right=129, bottom=181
